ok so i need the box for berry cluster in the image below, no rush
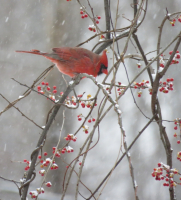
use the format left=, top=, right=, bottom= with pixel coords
left=80, top=94, right=97, bottom=108
left=88, top=16, right=101, bottom=32
left=37, top=82, right=91, bottom=107
left=29, top=188, right=44, bottom=199
left=40, top=157, right=56, bottom=168
left=52, top=146, right=74, bottom=155
left=133, top=80, right=150, bottom=97
left=106, top=82, right=125, bottom=96
left=23, top=159, right=31, bottom=171
left=65, top=96, right=77, bottom=106
left=159, top=50, right=180, bottom=68
left=159, top=78, right=174, bottom=93
left=64, top=134, right=77, bottom=142
left=39, top=169, right=46, bottom=176
left=173, top=118, right=181, bottom=144
left=28, top=143, right=75, bottom=197
left=88, top=118, right=96, bottom=123
left=88, top=25, right=96, bottom=32
left=80, top=8, right=88, bottom=18
left=77, top=114, right=95, bottom=123
left=95, top=15, right=101, bottom=24
left=133, top=78, right=175, bottom=97
left=170, top=15, right=181, bottom=26
left=152, top=163, right=179, bottom=187
left=37, top=82, right=58, bottom=101
left=45, top=182, right=52, bottom=187
left=82, top=125, right=89, bottom=134
left=117, top=82, right=125, bottom=96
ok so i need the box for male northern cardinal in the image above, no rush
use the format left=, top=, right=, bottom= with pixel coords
left=16, top=47, right=108, bottom=78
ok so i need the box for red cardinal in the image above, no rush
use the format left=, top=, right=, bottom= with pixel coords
left=16, top=47, right=108, bottom=78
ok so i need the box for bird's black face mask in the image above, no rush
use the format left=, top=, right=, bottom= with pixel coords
left=98, top=63, right=108, bottom=75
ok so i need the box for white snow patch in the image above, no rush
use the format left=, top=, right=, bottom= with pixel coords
left=5, top=17, right=9, bottom=22
left=69, top=81, right=74, bottom=85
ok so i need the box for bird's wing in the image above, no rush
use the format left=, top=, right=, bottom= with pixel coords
left=52, top=47, right=93, bottom=65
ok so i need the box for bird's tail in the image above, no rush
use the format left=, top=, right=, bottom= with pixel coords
left=15, top=49, right=46, bottom=55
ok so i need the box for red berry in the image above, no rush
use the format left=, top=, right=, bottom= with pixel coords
left=85, top=130, right=88, bottom=134
left=96, top=20, right=99, bottom=24
left=78, top=118, right=82, bottom=121
left=37, top=86, right=41, bottom=90
left=174, top=126, right=178, bottom=130
left=38, top=155, right=42, bottom=159
left=53, top=90, right=57, bottom=94
left=45, top=82, right=49, bottom=86
left=88, top=27, right=92, bottom=31
left=81, top=103, right=85, bottom=108
left=53, top=86, right=57, bottom=89
left=81, top=15, right=85, bottom=19
left=170, top=78, right=174, bottom=81
left=169, top=83, right=173, bottom=87
left=80, top=11, right=84, bottom=15
left=47, top=87, right=50, bottom=91
left=158, top=163, right=161, bottom=167
left=88, top=119, right=91, bottom=123
left=92, top=118, right=95, bottom=122
left=138, top=94, right=141, bottom=97
left=44, top=152, right=48, bottom=156
left=97, top=16, right=101, bottom=19
left=160, top=63, right=164, bottom=68
left=41, top=82, right=45, bottom=85
left=177, top=140, right=180, bottom=144
left=84, top=14, right=88, bottom=18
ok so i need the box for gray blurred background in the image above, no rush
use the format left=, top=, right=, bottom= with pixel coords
left=0, top=0, right=181, bottom=200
